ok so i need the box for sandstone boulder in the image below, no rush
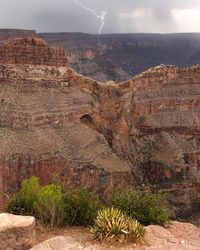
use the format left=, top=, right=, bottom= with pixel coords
left=142, top=221, right=200, bottom=250
left=0, top=213, right=35, bottom=250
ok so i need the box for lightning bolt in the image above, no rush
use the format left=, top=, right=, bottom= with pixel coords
left=74, top=0, right=107, bottom=35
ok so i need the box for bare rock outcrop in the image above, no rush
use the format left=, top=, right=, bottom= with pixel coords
left=0, top=29, right=37, bottom=43
left=143, top=221, right=200, bottom=250
left=0, top=213, right=35, bottom=250
left=0, top=37, right=200, bottom=219
left=31, top=236, right=84, bottom=250
left=0, top=37, right=67, bottom=66
left=117, top=64, right=200, bottom=217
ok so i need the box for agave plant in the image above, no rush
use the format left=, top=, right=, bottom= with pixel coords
left=91, top=207, right=145, bottom=243
left=127, top=219, right=145, bottom=241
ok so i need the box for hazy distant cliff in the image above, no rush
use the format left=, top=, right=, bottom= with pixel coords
left=0, top=30, right=200, bottom=82
left=40, top=32, right=200, bottom=82
left=0, top=29, right=36, bottom=43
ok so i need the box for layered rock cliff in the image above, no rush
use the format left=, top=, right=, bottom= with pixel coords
left=1, top=30, right=200, bottom=83
left=40, top=32, right=200, bottom=82
left=118, top=65, right=200, bottom=217
left=0, top=37, right=67, bottom=66
left=0, top=37, right=133, bottom=208
left=0, top=37, right=200, bottom=219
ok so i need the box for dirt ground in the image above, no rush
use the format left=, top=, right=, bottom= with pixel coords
left=34, top=221, right=200, bottom=250
left=36, top=225, right=92, bottom=245
left=35, top=225, right=139, bottom=249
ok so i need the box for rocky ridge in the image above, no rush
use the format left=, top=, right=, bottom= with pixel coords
left=1, top=30, right=200, bottom=82
left=0, top=37, right=67, bottom=66
left=0, top=37, right=200, bottom=219
left=0, top=29, right=36, bottom=43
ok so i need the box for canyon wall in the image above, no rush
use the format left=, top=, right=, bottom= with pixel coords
left=0, top=37, right=200, bottom=219
left=0, top=37, right=133, bottom=208
left=117, top=65, right=200, bottom=217
left=0, top=30, right=200, bottom=83
left=40, top=32, right=200, bottom=82
left=0, top=37, right=67, bottom=66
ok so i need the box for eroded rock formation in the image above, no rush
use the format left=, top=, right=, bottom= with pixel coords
left=40, top=32, right=200, bottom=82
left=118, top=65, right=200, bottom=217
left=1, top=30, right=200, bottom=83
left=0, top=37, right=67, bottom=66
left=0, top=37, right=133, bottom=208
left=0, top=37, right=200, bottom=219
left=0, top=29, right=37, bottom=43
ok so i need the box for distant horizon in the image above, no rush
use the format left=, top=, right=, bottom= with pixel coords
left=1, top=28, right=200, bottom=36
left=1, top=0, right=200, bottom=34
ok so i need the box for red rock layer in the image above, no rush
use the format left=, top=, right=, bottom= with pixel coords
left=1, top=37, right=200, bottom=219
left=0, top=38, right=133, bottom=209
left=0, top=37, right=67, bottom=66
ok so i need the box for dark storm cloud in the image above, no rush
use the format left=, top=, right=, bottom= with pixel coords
left=0, top=0, right=200, bottom=33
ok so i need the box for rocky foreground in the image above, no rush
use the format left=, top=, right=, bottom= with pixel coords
left=1, top=213, right=200, bottom=250
left=0, top=36, right=200, bottom=219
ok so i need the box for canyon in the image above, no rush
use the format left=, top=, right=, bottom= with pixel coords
left=40, top=32, right=200, bottom=82
left=0, top=31, right=200, bottom=220
left=1, top=29, right=200, bottom=82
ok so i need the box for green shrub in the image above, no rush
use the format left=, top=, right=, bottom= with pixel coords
left=64, top=187, right=98, bottom=226
left=91, top=207, right=145, bottom=243
left=5, top=177, right=98, bottom=227
left=110, top=186, right=169, bottom=225
left=34, top=184, right=66, bottom=227
left=5, top=176, right=40, bottom=215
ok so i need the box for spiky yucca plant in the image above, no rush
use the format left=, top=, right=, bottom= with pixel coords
left=127, top=220, right=145, bottom=242
left=91, top=207, right=145, bottom=243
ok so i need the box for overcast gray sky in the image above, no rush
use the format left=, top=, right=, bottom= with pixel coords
left=0, top=0, right=200, bottom=34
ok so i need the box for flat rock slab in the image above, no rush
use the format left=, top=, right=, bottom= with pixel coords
left=31, top=236, right=84, bottom=250
left=142, top=221, right=200, bottom=250
left=0, top=213, right=35, bottom=250
left=31, top=236, right=123, bottom=250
